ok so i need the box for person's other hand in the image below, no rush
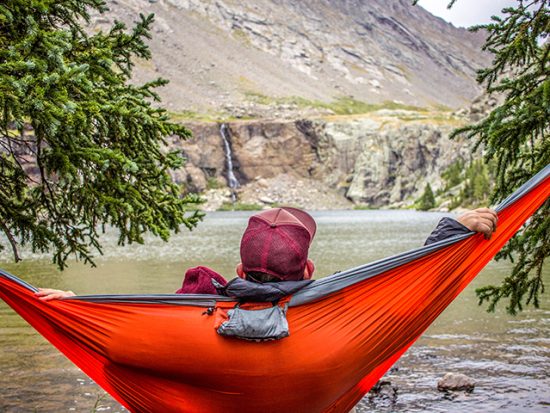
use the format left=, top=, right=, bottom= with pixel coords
left=35, top=288, right=76, bottom=301
left=457, top=208, right=498, bottom=239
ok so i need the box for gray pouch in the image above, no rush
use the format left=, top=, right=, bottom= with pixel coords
left=217, top=303, right=289, bottom=341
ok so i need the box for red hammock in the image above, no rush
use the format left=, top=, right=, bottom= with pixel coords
left=1, top=166, right=549, bottom=413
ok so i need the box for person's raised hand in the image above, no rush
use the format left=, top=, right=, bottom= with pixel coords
left=35, top=288, right=76, bottom=301
left=457, top=208, right=498, bottom=239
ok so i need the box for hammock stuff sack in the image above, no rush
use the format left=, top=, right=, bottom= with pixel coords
left=1, top=164, right=549, bottom=413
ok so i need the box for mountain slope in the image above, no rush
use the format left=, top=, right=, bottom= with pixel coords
left=94, top=0, right=490, bottom=113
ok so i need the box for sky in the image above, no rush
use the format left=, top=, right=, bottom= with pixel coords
left=417, top=0, right=517, bottom=28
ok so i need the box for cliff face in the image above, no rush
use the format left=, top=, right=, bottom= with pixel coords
left=94, top=0, right=489, bottom=112
left=303, top=116, right=471, bottom=206
left=176, top=112, right=473, bottom=209
left=170, top=121, right=318, bottom=192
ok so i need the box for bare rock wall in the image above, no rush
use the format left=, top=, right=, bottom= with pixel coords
left=175, top=113, right=473, bottom=209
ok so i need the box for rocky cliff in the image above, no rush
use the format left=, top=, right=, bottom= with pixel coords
left=175, top=111, right=474, bottom=210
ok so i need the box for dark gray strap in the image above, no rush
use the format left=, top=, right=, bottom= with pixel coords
left=215, top=277, right=312, bottom=302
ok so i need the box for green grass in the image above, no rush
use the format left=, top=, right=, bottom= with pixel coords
left=168, top=110, right=254, bottom=123
left=168, top=94, right=451, bottom=123
left=217, top=202, right=263, bottom=211
left=206, top=177, right=222, bottom=190
left=395, top=113, right=462, bottom=124
left=232, top=28, right=251, bottom=44
left=243, top=92, right=428, bottom=115
left=91, top=392, right=109, bottom=413
left=326, top=98, right=426, bottom=115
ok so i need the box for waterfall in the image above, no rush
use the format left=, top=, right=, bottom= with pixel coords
left=220, top=124, right=240, bottom=201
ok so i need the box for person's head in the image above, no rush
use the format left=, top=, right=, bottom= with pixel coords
left=236, top=207, right=316, bottom=283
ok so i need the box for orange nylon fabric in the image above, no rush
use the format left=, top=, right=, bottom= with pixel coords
left=0, top=175, right=549, bottom=413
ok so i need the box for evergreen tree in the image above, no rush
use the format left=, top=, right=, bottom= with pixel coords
left=0, top=0, right=201, bottom=268
left=460, top=160, right=492, bottom=207
left=441, top=159, right=464, bottom=190
left=418, top=0, right=548, bottom=313
left=418, top=183, right=436, bottom=211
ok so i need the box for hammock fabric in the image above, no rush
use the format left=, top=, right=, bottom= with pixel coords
left=1, top=165, right=549, bottom=413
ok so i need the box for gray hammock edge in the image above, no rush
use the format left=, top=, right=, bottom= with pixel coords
left=1, top=164, right=548, bottom=308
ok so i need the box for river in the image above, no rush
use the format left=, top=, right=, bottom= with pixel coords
left=0, top=210, right=549, bottom=412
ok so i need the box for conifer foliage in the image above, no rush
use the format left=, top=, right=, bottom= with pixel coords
left=0, top=0, right=201, bottom=268
left=447, top=0, right=548, bottom=313
left=418, top=183, right=436, bottom=211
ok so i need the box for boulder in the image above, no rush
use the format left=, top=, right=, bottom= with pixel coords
left=437, top=372, right=476, bottom=392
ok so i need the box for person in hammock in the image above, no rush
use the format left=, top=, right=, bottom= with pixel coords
left=35, top=206, right=498, bottom=301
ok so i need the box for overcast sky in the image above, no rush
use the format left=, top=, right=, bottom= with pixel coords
left=416, top=0, right=517, bottom=28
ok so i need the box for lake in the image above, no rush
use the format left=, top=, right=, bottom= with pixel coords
left=0, top=210, right=549, bottom=412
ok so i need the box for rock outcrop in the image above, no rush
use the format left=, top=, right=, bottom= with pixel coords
left=171, top=120, right=319, bottom=192
left=174, top=111, right=475, bottom=209
left=301, top=114, right=473, bottom=207
left=437, top=372, right=476, bottom=392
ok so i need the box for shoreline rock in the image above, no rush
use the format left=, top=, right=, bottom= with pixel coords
left=437, top=372, right=476, bottom=392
